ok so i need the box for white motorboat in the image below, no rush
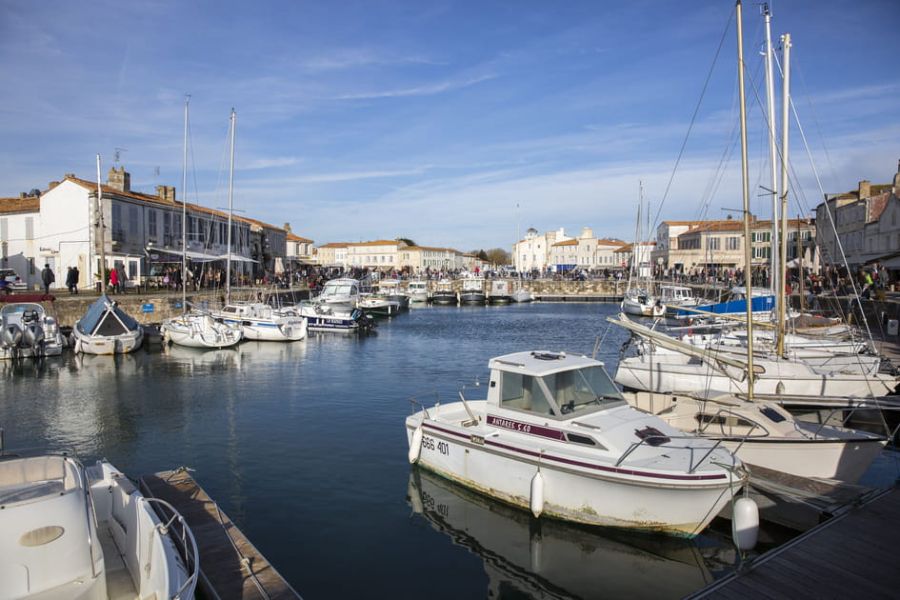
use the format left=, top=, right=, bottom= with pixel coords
left=375, top=279, right=410, bottom=310
left=215, top=302, right=307, bottom=341
left=406, top=280, right=429, bottom=304
left=313, top=278, right=361, bottom=311
left=621, top=288, right=665, bottom=317
left=0, top=303, right=66, bottom=359
left=0, top=454, right=198, bottom=599
left=431, top=279, right=457, bottom=305
left=459, top=277, right=486, bottom=305
left=358, top=295, right=400, bottom=317
left=73, top=295, right=143, bottom=355
left=294, top=301, right=375, bottom=333
left=405, top=350, right=747, bottom=536
left=660, top=285, right=701, bottom=312
left=511, top=285, right=534, bottom=303
left=161, top=312, right=242, bottom=349
left=488, top=279, right=512, bottom=304
left=624, top=391, right=887, bottom=483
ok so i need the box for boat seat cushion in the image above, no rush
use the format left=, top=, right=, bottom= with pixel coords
left=0, top=457, right=73, bottom=490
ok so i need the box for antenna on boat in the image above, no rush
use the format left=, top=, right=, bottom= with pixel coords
left=736, top=0, right=755, bottom=400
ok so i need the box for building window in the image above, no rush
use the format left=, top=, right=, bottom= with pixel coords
left=726, top=237, right=739, bottom=250
left=707, top=237, right=720, bottom=250
left=163, top=213, right=172, bottom=246
left=148, top=211, right=157, bottom=237
left=25, top=217, right=34, bottom=240
left=128, top=205, right=138, bottom=235
left=112, top=204, right=125, bottom=242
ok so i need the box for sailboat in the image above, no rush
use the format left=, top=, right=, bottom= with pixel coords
left=615, top=1, right=888, bottom=483
left=73, top=156, right=144, bottom=355
left=161, top=97, right=242, bottom=349
left=621, top=183, right=665, bottom=317
left=210, top=109, right=307, bottom=342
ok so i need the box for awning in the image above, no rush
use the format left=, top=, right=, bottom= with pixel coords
left=148, top=249, right=222, bottom=263
left=219, top=253, right=258, bottom=263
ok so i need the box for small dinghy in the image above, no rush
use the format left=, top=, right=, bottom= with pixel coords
left=0, top=454, right=198, bottom=599
left=405, top=350, right=747, bottom=536
left=73, top=295, right=143, bottom=355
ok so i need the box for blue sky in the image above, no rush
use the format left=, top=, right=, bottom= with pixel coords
left=1, top=0, right=898, bottom=251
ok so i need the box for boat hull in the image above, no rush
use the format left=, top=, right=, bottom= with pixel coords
left=73, top=325, right=143, bottom=355
left=405, top=421, right=738, bottom=537
left=460, top=292, right=486, bottom=305
left=432, top=292, right=457, bottom=305
left=488, top=295, right=512, bottom=305
left=615, top=356, right=899, bottom=398
left=162, top=319, right=242, bottom=349
left=221, top=316, right=307, bottom=341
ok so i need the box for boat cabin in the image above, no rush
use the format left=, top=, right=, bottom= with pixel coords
left=486, top=351, right=625, bottom=419
left=660, top=286, right=694, bottom=303
left=490, top=280, right=510, bottom=295
left=317, top=278, right=360, bottom=300
left=461, top=277, right=484, bottom=292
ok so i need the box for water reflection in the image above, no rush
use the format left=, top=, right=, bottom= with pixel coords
left=407, top=468, right=735, bottom=600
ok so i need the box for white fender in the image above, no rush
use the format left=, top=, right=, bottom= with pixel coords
left=408, top=426, right=424, bottom=464
left=732, top=496, right=759, bottom=551
left=74, top=338, right=83, bottom=354
left=530, top=470, right=545, bottom=518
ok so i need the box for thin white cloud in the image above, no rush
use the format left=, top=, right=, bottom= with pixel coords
left=243, top=157, right=302, bottom=170
left=332, top=74, right=496, bottom=100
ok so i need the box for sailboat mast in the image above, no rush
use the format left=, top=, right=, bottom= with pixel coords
left=777, top=33, right=792, bottom=356
left=736, top=0, right=755, bottom=400
left=95, top=154, right=107, bottom=296
left=763, top=4, right=780, bottom=307
left=181, top=95, right=189, bottom=315
left=225, top=108, right=236, bottom=305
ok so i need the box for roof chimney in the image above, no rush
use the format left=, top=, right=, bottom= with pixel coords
left=283, top=222, right=292, bottom=233
left=859, top=179, right=871, bottom=199
left=156, top=185, right=176, bottom=203
left=48, top=181, right=60, bottom=190
left=107, top=166, right=131, bottom=193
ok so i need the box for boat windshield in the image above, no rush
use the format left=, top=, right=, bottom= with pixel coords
left=322, top=284, right=354, bottom=297
left=541, top=366, right=625, bottom=415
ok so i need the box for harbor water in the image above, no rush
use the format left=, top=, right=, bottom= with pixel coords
left=2, top=302, right=776, bottom=598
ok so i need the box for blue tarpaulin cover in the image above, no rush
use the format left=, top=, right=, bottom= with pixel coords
left=77, top=295, right=140, bottom=336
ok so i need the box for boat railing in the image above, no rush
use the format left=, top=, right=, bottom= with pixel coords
left=809, top=402, right=900, bottom=441
left=141, top=496, right=200, bottom=600
left=408, top=392, right=440, bottom=419
left=614, top=434, right=728, bottom=474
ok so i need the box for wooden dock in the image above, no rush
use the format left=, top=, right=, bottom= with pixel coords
left=140, top=469, right=301, bottom=600
left=691, top=485, right=900, bottom=599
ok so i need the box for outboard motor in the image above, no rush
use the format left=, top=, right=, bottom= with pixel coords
left=23, top=323, right=45, bottom=348
left=1, top=323, right=23, bottom=348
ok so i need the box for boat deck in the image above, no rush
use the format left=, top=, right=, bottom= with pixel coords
left=140, top=469, right=301, bottom=600
left=692, top=484, right=900, bottom=598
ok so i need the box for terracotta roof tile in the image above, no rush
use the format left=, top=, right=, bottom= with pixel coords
left=0, top=196, right=40, bottom=214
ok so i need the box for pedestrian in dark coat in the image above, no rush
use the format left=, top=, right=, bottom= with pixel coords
left=41, top=264, right=55, bottom=294
left=66, top=267, right=77, bottom=294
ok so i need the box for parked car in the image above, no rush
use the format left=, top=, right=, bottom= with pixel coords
left=0, top=268, right=27, bottom=293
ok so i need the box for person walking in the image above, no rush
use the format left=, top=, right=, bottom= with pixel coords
left=71, top=266, right=79, bottom=294
left=41, top=263, right=55, bottom=294
left=116, top=264, right=127, bottom=294
left=65, top=266, right=76, bottom=294
left=109, top=266, right=119, bottom=294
